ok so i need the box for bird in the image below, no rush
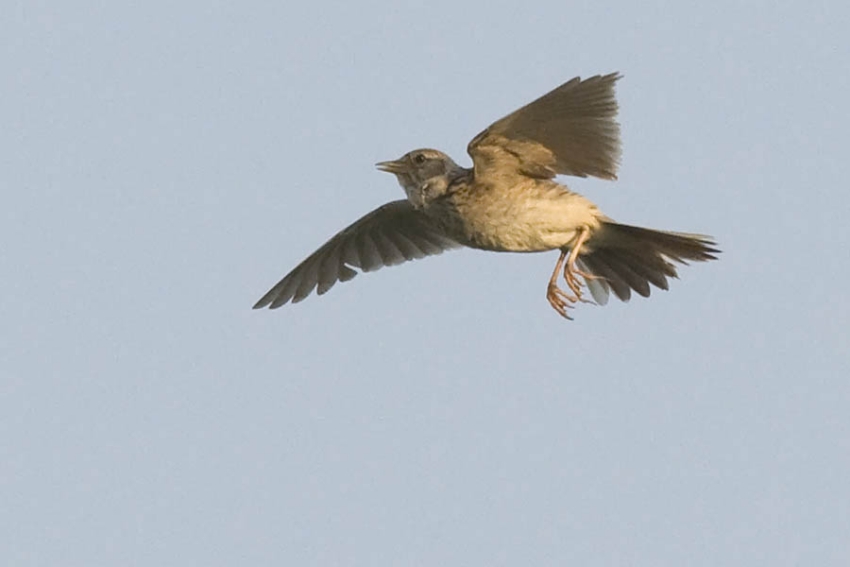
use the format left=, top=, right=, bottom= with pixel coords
left=253, top=72, right=719, bottom=319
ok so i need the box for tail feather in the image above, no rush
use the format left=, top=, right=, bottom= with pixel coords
left=576, top=258, right=612, bottom=305
left=580, top=222, right=719, bottom=303
left=608, top=247, right=674, bottom=290
left=579, top=255, right=631, bottom=302
left=601, top=253, right=652, bottom=298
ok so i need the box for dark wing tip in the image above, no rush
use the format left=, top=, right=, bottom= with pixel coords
left=252, top=295, right=276, bottom=310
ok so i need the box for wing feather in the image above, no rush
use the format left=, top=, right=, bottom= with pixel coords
left=468, top=73, right=622, bottom=181
left=254, top=200, right=460, bottom=309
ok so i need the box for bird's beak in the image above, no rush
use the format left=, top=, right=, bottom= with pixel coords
left=375, top=159, right=406, bottom=174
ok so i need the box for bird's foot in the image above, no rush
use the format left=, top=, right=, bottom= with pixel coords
left=563, top=267, right=596, bottom=305
left=575, top=267, right=602, bottom=281
left=560, top=226, right=596, bottom=305
left=546, top=282, right=577, bottom=319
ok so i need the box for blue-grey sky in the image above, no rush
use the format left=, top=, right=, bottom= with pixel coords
left=3, top=1, right=849, bottom=565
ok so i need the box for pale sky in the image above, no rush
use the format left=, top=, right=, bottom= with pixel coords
left=2, top=1, right=849, bottom=565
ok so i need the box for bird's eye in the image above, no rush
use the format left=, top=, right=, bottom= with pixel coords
left=414, top=153, right=426, bottom=165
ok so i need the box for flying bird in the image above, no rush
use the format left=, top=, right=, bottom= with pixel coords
left=254, top=73, right=719, bottom=319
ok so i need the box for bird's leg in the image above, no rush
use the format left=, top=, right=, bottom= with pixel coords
left=547, top=250, right=577, bottom=319
left=563, top=226, right=593, bottom=300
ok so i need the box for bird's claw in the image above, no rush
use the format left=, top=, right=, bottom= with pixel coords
left=546, top=283, right=576, bottom=319
left=563, top=268, right=597, bottom=305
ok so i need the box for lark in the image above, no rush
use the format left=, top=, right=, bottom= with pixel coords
left=254, top=73, right=718, bottom=319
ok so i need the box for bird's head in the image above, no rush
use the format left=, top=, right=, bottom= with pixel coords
left=376, top=149, right=463, bottom=208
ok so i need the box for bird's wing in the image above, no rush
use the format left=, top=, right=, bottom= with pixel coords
left=467, top=73, right=621, bottom=181
left=253, top=200, right=461, bottom=309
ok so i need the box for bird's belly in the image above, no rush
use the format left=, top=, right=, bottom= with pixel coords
left=462, top=218, right=576, bottom=252
left=433, top=187, right=600, bottom=252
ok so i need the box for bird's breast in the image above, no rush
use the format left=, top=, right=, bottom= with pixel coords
left=425, top=180, right=603, bottom=252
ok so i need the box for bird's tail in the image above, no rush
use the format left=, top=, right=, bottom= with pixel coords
left=577, top=221, right=720, bottom=305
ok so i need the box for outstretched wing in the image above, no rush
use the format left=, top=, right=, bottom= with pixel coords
left=468, top=73, right=621, bottom=182
left=253, top=200, right=460, bottom=309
